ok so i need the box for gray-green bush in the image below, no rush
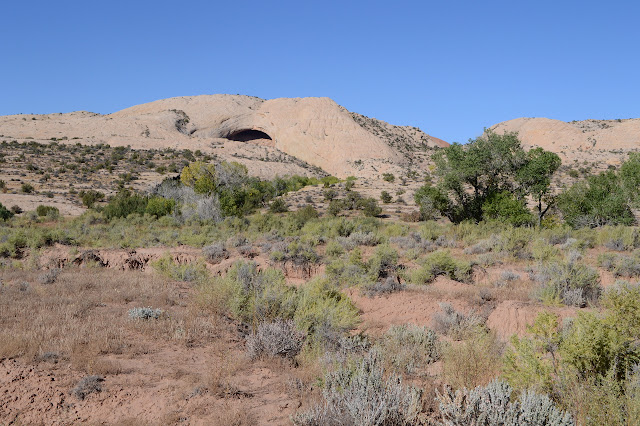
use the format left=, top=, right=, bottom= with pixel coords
left=437, top=379, right=574, bottom=426
left=291, top=351, right=422, bottom=426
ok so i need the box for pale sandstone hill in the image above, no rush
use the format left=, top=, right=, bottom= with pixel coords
left=490, top=117, right=640, bottom=166
left=0, top=95, right=446, bottom=178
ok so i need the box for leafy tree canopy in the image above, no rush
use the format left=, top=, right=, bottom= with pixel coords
left=416, top=130, right=560, bottom=225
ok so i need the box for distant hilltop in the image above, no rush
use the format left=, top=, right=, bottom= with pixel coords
left=0, top=95, right=447, bottom=178
left=490, top=117, right=640, bottom=166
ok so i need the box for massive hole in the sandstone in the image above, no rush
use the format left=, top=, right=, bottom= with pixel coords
left=226, top=129, right=273, bottom=143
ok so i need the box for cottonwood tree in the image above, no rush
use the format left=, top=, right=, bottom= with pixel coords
left=516, top=147, right=561, bottom=226
left=415, top=130, right=559, bottom=225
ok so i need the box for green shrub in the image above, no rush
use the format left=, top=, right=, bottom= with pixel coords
left=325, top=240, right=344, bottom=257
left=408, top=250, right=472, bottom=285
left=0, top=202, right=14, bottom=221
left=482, top=191, right=534, bottom=226
left=327, top=199, right=342, bottom=216
left=223, top=261, right=296, bottom=326
left=152, top=254, right=209, bottom=283
left=102, top=190, right=148, bottom=219
left=557, top=170, right=635, bottom=228
left=596, top=225, right=640, bottom=251
left=380, top=190, right=392, bottom=204
left=504, top=297, right=640, bottom=421
left=292, top=205, right=319, bottom=226
left=367, top=244, right=398, bottom=280
left=323, top=188, right=337, bottom=201
left=321, top=176, right=339, bottom=187
left=21, top=183, right=34, bottom=193
left=382, top=172, right=395, bottom=182
left=357, top=197, right=382, bottom=217
left=36, top=205, right=59, bottom=219
left=531, top=239, right=561, bottom=262
left=79, top=190, right=105, bottom=208
left=294, top=277, right=360, bottom=348
left=532, top=260, right=601, bottom=306
left=269, top=198, right=288, bottom=213
left=145, top=196, right=175, bottom=218
left=503, top=312, right=559, bottom=393
left=376, top=324, right=440, bottom=375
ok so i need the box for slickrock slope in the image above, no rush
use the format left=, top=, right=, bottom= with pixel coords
left=490, top=117, right=640, bottom=165
left=0, top=95, right=446, bottom=178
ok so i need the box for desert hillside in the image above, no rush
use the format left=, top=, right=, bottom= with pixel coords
left=0, top=95, right=446, bottom=179
left=490, top=117, right=640, bottom=166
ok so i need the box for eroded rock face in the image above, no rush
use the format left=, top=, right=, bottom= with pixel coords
left=490, top=117, right=640, bottom=165
left=0, top=94, right=446, bottom=178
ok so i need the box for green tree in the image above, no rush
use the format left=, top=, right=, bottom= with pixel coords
left=482, top=191, right=534, bottom=226
left=416, top=130, right=530, bottom=223
left=145, top=196, right=175, bottom=218
left=516, top=148, right=562, bottom=226
left=180, top=161, right=217, bottom=194
left=620, top=152, right=640, bottom=206
left=557, top=170, right=634, bottom=228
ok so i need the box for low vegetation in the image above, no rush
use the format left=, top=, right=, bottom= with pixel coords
left=5, top=130, right=640, bottom=424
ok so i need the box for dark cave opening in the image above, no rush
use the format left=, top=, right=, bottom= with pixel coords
left=226, top=129, right=273, bottom=142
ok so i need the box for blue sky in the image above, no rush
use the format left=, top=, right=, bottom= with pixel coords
left=2, top=0, right=639, bottom=143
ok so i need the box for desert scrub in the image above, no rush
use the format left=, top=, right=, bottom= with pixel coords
left=375, top=324, right=440, bottom=375
left=437, top=380, right=574, bottom=426
left=598, top=251, right=640, bottom=278
left=407, top=250, right=472, bottom=285
left=269, top=239, right=320, bottom=278
left=291, top=350, right=422, bottom=426
left=531, top=259, right=601, bottom=306
left=432, top=303, right=485, bottom=339
left=0, top=226, right=74, bottom=257
left=497, top=226, right=535, bottom=259
left=336, top=231, right=380, bottom=249
left=463, top=234, right=501, bottom=255
left=389, top=232, right=434, bottom=252
left=38, top=268, right=60, bottom=284
left=324, top=240, right=344, bottom=257
left=128, top=306, right=164, bottom=320
left=366, top=243, right=399, bottom=280
left=503, top=304, right=640, bottom=424
left=202, top=241, right=229, bottom=264
left=223, top=261, right=297, bottom=326
left=362, top=275, right=404, bottom=297
left=596, top=225, right=640, bottom=251
left=152, top=254, right=209, bottom=283
left=531, top=238, right=562, bottom=262
left=325, top=257, right=368, bottom=288
left=215, top=262, right=359, bottom=350
left=441, top=330, right=503, bottom=389
left=246, top=319, right=305, bottom=360
left=294, top=277, right=360, bottom=350
left=72, top=375, right=104, bottom=400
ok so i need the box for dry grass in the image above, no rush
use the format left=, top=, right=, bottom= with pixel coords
left=440, top=330, right=503, bottom=390
left=0, top=267, right=220, bottom=369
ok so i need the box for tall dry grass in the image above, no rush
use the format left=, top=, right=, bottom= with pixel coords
left=0, top=267, right=221, bottom=372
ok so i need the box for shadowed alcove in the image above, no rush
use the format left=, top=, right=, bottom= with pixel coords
left=226, top=129, right=273, bottom=143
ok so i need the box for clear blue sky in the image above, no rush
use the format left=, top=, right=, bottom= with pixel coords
left=2, top=0, right=639, bottom=144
